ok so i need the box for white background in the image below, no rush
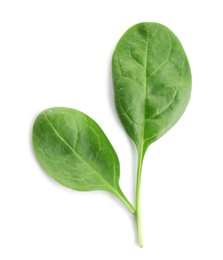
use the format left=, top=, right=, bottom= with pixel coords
left=0, top=0, right=223, bottom=259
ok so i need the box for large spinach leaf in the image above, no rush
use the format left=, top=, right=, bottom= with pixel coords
left=112, top=22, right=192, bottom=246
left=32, top=107, right=135, bottom=213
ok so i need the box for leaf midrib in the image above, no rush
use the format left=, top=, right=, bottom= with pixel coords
left=141, top=40, right=150, bottom=148
left=45, top=116, right=119, bottom=195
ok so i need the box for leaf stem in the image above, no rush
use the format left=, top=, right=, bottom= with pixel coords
left=136, top=146, right=144, bottom=247
left=115, top=187, right=136, bottom=214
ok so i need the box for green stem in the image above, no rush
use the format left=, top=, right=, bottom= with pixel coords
left=136, top=146, right=144, bottom=247
left=115, top=187, right=136, bottom=214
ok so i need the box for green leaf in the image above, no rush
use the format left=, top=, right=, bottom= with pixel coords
left=32, top=107, right=135, bottom=213
left=112, top=22, right=191, bottom=153
left=112, top=22, right=192, bottom=247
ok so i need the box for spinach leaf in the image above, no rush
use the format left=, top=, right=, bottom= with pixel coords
left=32, top=107, right=135, bottom=214
left=112, top=22, right=192, bottom=247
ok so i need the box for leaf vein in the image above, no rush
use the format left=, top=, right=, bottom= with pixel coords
left=45, top=116, right=119, bottom=193
left=129, top=45, right=145, bottom=68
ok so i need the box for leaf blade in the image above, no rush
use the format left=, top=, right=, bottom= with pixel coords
left=32, top=107, right=135, bottom=213
left=112, top=22, right=192, bottom=150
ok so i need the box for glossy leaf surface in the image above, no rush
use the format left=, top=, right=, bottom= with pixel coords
left=112, top=22, right=192, bottom=153
left=32, top=107, right=134, bottom=213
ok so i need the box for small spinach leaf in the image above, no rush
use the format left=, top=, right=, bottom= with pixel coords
left=112, top=22, right=192, bottom=247
left=32, top=107, right=135, bottom=213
